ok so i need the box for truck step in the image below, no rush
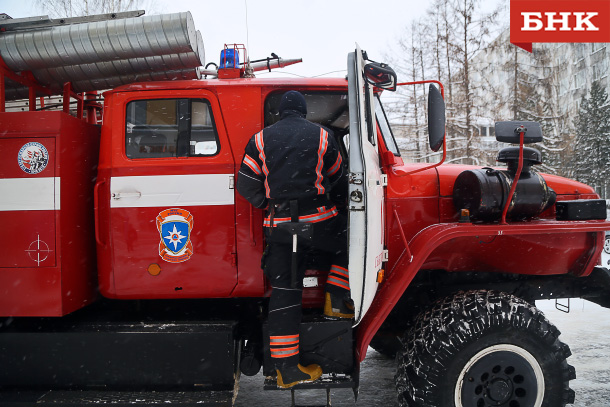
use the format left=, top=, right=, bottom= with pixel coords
left=263, top=374, right=356, bottom=390
left=0, top=389, right=234, bottom=406
left=264, top=375, right=355, bottom=407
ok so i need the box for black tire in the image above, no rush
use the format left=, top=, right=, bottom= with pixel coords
left=395, top=290, right=576, bottom=407
left=370, top=332, right=402, bottom=358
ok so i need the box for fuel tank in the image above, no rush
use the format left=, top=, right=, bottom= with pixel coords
left=453, top=147, right=556, bottom=221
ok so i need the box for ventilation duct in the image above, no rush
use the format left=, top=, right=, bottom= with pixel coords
left=0, top=12, right=204, bottom=99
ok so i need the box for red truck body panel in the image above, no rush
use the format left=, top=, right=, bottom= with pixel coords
left=0, top=112, right=99, bottom=316
left=383, top=161, right=602, bottom=278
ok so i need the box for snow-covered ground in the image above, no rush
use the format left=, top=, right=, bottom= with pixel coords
left=537, top=299, right=610, bottom=407
left=235, top=299, right=610, bottom=406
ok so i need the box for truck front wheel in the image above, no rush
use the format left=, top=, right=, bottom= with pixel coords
left=395, top=290, right=576, bottom=407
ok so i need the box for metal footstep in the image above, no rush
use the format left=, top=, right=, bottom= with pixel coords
left=263, top=374, right=356, bottom=407
left=290, top=388, right=331, bottom=407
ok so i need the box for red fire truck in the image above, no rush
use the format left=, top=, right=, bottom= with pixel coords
left=1, top=11, right=610, bottom=407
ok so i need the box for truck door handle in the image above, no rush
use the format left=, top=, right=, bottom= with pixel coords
left=112, top=191, right=142, bottom=200
left=94, top=180, right=106, bottom=247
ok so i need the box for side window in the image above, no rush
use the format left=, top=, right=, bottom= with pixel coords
left=125, top=98, right=220, bottom=159
left=375, top=95, right=400, bottom=156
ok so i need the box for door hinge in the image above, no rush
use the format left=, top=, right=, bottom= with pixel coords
left=380, top=174, right=388, bottom=187
left=229, top=175, right=235, bottom=189
left=367, top=175, right=388, bottom=187
left=382, top=249, right=389, bottom=262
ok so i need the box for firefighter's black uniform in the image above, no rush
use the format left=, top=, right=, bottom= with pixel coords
left=236, top=91, right=352, bottom=388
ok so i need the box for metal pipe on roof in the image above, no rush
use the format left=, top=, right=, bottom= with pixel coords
left=196, top=30, right=205, bottom=68
left=31, top=46, right=203, bottom=86
left=0, top=12, right=197, bottom=72
left=249, top=58, right=302, bottom=72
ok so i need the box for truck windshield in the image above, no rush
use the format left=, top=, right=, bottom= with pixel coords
left=375, top=95, right=400, bottom=156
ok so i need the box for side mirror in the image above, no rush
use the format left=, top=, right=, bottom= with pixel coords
left=427, top=84, right=445, bottom=152
left=495, top=121, right=543, bottom=144
left=363, top=62, right=397, bottom=91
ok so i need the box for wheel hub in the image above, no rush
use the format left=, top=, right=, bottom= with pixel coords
left=457, top=348, right=544, bottom=407
left=487, top=377, right=512, bottom=402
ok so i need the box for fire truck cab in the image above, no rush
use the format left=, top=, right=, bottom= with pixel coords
left=3, top=10, right=610, bottom=407
left=95, top=44, right=390, bottom=325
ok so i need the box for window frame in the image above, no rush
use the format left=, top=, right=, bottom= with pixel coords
left=374, top=94, right=401, bottom=157
left=124, top=97, right=221, bottom=160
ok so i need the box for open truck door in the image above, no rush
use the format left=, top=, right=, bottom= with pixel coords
left=347, top=46, right=388, bottom=324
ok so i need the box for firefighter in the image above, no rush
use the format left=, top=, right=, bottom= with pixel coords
left=236, top=90, right=353, bottom=388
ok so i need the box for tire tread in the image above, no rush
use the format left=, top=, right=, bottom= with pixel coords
left=395, top=290, right=575, bottom=407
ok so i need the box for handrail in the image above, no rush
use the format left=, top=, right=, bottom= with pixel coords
left=0, top=55, right=51, bottom=112
left=93, top=180, right=106, bottom=247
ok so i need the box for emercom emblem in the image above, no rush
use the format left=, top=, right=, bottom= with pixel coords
left=156, top=208, right=194, bottom=263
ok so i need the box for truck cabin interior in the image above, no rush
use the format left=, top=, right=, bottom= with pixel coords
left=261, top=91, right=352, bottom=294
left=264, top=91, right=350, bottom=159
left=263, top=90, right=402, bottom=166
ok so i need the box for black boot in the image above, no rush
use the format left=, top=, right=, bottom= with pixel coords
left=276, top=363, right=322, bottom=388
left=323, top=292, right=355, bottom=319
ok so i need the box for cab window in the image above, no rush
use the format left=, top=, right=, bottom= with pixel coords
left=125, top=98, right=220, bottom=158
left=375, top=95, right=400, bottom=156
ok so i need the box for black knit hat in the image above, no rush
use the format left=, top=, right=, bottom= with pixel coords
left=279, top=90, right=307, bottom=116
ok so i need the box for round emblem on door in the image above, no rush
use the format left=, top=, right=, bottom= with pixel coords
left=18, top=142, right=49, bottom=174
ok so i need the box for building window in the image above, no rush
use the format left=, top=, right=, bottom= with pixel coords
left=574, top=70, right=586, bottom=90
left=574, top=44, right=586, bottom=62
left=593, top=59, right=609, bottom=81
left=559, top=77, right=570, bottom=96
left=479, top=125, right=496, bottom=142
left=592, top=43, right=606, bottom=53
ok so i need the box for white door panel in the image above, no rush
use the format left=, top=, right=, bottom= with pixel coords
left=347, top=45, right=386, bottom=324
left=110, top=174, right=234, bottom=208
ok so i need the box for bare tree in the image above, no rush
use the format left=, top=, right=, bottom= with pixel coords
left=383, top=20, right=431, bottom=163
left=35, top=0, right=158, bottom=17
left=389, top=0, right=501, bottom=165
left=448, top=0, right=501, bottom=164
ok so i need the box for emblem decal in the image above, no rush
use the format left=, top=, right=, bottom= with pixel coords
left=18, top=142, right=49, bottom=174
left=156, top=208, right=194, bottom=263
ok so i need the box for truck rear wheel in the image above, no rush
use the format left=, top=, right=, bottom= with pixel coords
left=395, top=290, right=576, bottom=407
